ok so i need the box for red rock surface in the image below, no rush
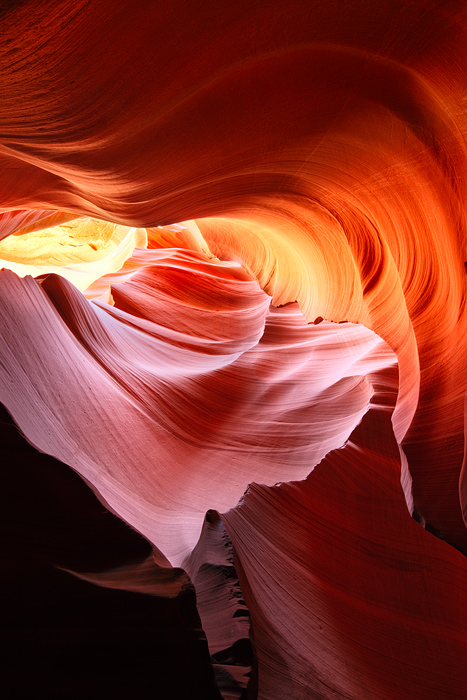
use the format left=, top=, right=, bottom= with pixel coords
left=1, top=1, right=467, bottom=697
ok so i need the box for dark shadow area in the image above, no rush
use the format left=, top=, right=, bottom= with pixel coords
left=0, top=404, right=222, bottom=699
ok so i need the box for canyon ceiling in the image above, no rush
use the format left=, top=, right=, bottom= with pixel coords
left=1, top=1, right=467, bottom=698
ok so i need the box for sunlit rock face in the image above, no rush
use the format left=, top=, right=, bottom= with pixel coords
left=2, top=1, right=467, bottom=698
left=0, top=216, right=147, bottom=290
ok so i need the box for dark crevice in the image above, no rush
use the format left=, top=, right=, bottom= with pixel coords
left=0, top=403, right=222, bottom=699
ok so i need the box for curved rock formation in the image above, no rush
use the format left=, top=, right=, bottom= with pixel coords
left=1, top=1, right=467, bottom=698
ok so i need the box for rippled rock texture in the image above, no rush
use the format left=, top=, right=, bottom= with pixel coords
left=1, top=1, right=467, bottom=698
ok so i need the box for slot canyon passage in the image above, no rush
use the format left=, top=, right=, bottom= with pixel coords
left=2, top=0, right=467, bottom=698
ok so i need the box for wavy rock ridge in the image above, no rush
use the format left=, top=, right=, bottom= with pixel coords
left=1, top=1, right=467, bottom=698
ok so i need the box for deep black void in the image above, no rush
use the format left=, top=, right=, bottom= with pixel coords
left=0, top=405, right=222, bottom=699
